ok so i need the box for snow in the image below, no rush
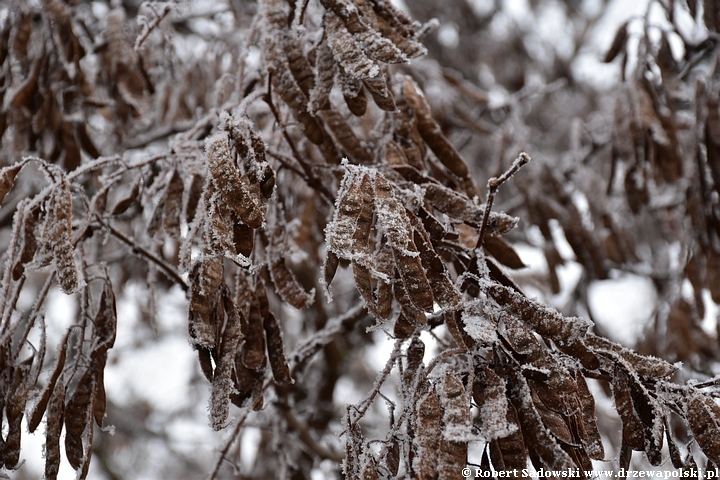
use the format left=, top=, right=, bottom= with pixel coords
left=588, top=273, right=657, bottom=347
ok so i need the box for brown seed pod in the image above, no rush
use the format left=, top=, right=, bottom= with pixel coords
left=49, top=178, right=79, bottom=294
left=611, top=363, right=646, bottom=451
left=574, top=372, right=604, bottom=460
left=44, top=375, right=66, bottom=480
left=263, top=310, right=293, bottom=385
left=210, top=288, right=242, bottom=430
left=188, top=257, right=223, bottom=349
left=412, top=225, right=460, bottom=309
left=29, top=334, right=69, bottom=433
left=489, top=401, right=527, bottom=470
left=162, top=168, right=184, bottom=238
left=414, top=386, right=441, bottom=478
left=262, top=7, right=325, bottom=145
left=438, top=371, right=470, bottom=478
left=487, top=283, right=592, bottom=347
left=0, top=161, right=26, bottom=208
left=498, top=348, right=575, bottom=471
left=241, top=288, right=267, bottom=371
left=473, top=365, right=512, bottom=441
left=686, top=390, right=720, bottom=464
left=326, top=169, right=370, bottom=257
left=318, top=109, right=373, bottom=164
left=603, top=21, right=629, bottom=63
left=402, top=77, right=478, bottom=196
left=3, top=357, right=33, bottom=468
left=268, top=250, right=315, bottom=309
left=205, top=132, right=264, bottom=230
left=64, top=366, right=95, bottom=469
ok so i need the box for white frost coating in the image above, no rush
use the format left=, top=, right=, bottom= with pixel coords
left=462, top=313, right=497, bottom=344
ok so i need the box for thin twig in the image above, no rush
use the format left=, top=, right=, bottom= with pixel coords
left=207, top=410, right=249, bottom=480
left=96, top=218, right=189, bottom=291
left=135, top=5, right=172, bottom=51
left=476, top=151, right=530, bottom=247
left=350, top=338, right=403, bottom=426
left=277, top=402, right=344, bottom=462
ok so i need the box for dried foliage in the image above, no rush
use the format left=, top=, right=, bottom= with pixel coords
left=4, top=0, right=720, bottom=479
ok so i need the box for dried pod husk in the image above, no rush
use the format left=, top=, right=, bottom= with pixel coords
left=310, top=41, right=335, bottom=112
left=382, top=437, right=401, bottom=476
left=483, top=234, right=526, bottom=269
left=438, top=371, right=470, bottom=478
left=11, top=205, right=40, bottom=281
left=603, top=21, right=629, bottom=63
left=498, top=348, right=575, bottom=471
left=326, top=169, right=371, bottom=257
left=356, top=0, right=425, bottom=59
left=48, top=178, right=79, bottom=294
left=325, top=12, right=396, bottom=111
left=686, top=390, right=720, bottom=464
left=611, top=363, right=646, bottom=451
left=586, top=334, right=678, bottom=378
left=241, top=287, right=267, bottom=371
left=263, top=310, right=293, bottom=385
left=210, top=288, right=242, bottom=430
left=44, top=375, right=65, bottom=480
left=404, top=335, right=425, bottom=386
left=318, top=109, right=374, bottom=164
left=188, top=257, right=223, bottom=350
left=64, top=366, right=95, bottom=470
left=0, top=161, right=26, bottom=207
left=268, top=211, right=315, bottom=309
left=489, top=401, right=527, bottom=471
left=162, top=168, right=184, bottom=238
left=411, top=220, right=461, bottom=309
left=414, top=386, right=441, bottom=479
left=402, top=77, right=478, bottom=197
left=374, top=173, right=414, bottom=252
left=473, top=365, right=513, bottom=441
left=29, top=335, right=69, bottom=433
left=233, top=222, right=254, bottom=258
left=3, top=357, right=33, bottom=468
left=111, top=174, right=142, bottom=215
left=574, top=372, right=604, bottom=460
left=364, top=75, right=396, bottom=111
left=393, top=245, right=434, bottom=312
left=487, top=284, right=592, bottom=347
left=626, top=371, right=664, bottom=465
left=205, top=132, right=264, bottom=230
left=346, top=87, right=369, bottom=116
left=262, top=7, right=324, bottom=144
left=322, top=250, right=340, bottom=297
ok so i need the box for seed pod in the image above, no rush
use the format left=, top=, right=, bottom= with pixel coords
left=188, top=257, right=223, bottom=349
left=498, top=348, right=575, bottom=471
left=209, top=289, right=242, bottom=430
left=603, top=21, right=629, bottom=63
left=414, top=387, right=441, bottom=478
left=49, top=178, right=79, bottom=294
left=473, top=365, right=511, bottom=441
left=44, top=376, right=65, bottom=480
left=438, top=372, right=470, bottom=478
left=263, top=310, right=293, bottom=385
left=64, top=367, right=94, bottom=469
left=686, top=390, right=720, bottom=463
left=0, top=161, right=25, bottom=207
left=205, top=132, right=264, bottom=230
left=402, top=77, right=478, bottom=196
left=574, top=372, right=604, bottom=460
